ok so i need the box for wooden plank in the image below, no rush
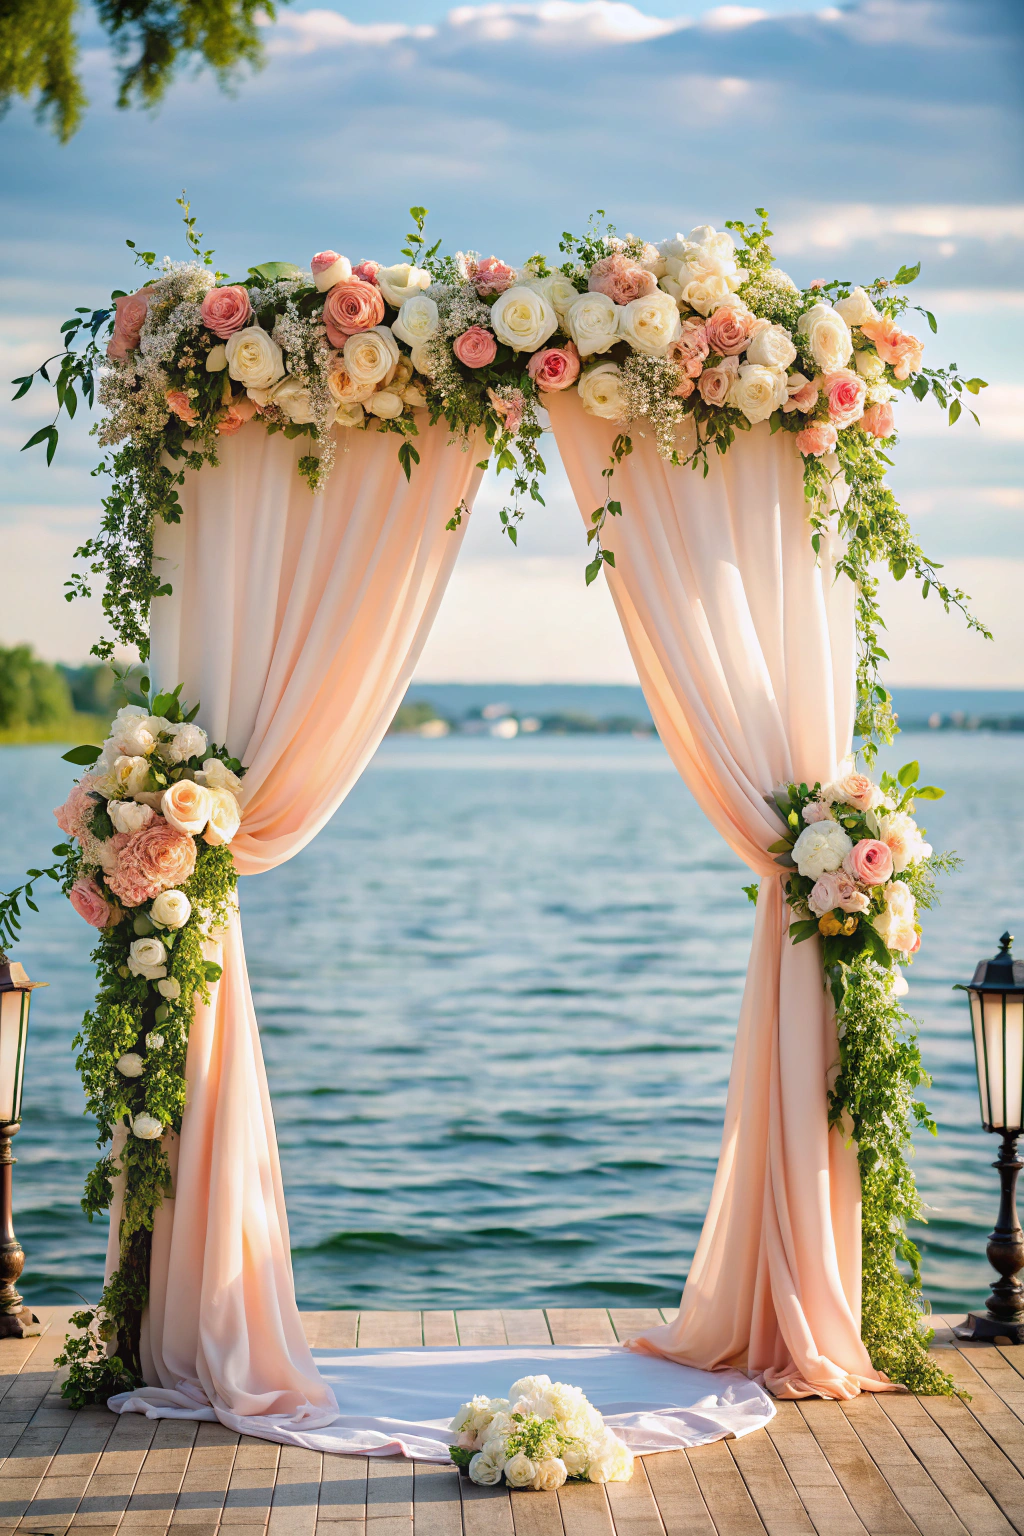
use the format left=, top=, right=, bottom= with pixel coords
left=642, top=1450, right=716, bottom=1536
left=796, top=1399, right=918, bottom=1534
left=877, top=1393, right=1016, bottom=1535
left=412, top=1459, right=461, bottom=1535
left=685, top=1440, right=768, bottom=1536
left=171, top=1430, right=239, bottom=1525
left=268, top=1447, right=322, bottom=1536
left=604, top=1458, right=667, bottom=1535
left=221, top=1433, right=279, bottom=1526
left=316, top=1451, right=365, bottom=1524
left=501, top=1315, right=551, bottom=1348
left=313, top=1315, right=359, bottom=1351
left=423, top=1314, right=460, bottom=1348
left=457, top=1315, right=507, bottom=1347
left=357, top=1313, right=423, bottom=1349
left=919, top=1392, right=1024, bottom=1526
left=763, top=1403, right=866, bottom=1536
left=544, top=1313, right=616, bottom=1347
left=840, top=1395, right=969, bottom=1536
left=727, top=1432, right=815, bottom=1535
left=461, top=1473, right=514, bottom=1536
left=556, top=1478, right=612, bottom=1536
left=509, top=1486, right=564, bottom=1535
left=366, top=1456, right=413, bottom=1521
left=939, top=1350, right=1024, bottom=1473
left=118, top=1416, right=197, bottom=1529
left=608, top=1313, right=663, bottom=1344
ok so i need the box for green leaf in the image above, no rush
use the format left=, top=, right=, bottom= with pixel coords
left=861, top=922, right=893, bottom=968
left=585, top=556, right=602, bottom=586
left=766, top=838, right=793, bottom=854
left=789, top=919, right=820, bottom=945
left=897, top=761, right=919, bottom=787
left=892, top=558, right=907, bottom=581
left=21, top=424, right=58, bottom=458
left=11, top=376, right=32, bottom=400
left=914, top=785, right=945, bottom=800
left=924, top=310, right=937, bottom=333
left=742, top=883, right=759, bottom=906
left=602, top=549, right=615, bottom=568
left=247, top=262, right=302, bottom=282
left=61, top=744, right=102, bottom=765
left=893, top=261, right=921, bottom=286
left=948, top=399, right=961, bottom=426
left=963, top=377, right=987, bottom=394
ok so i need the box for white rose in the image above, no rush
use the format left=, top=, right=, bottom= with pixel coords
left=269, top=376, right=317, bottom=425
left=565, top=292, right=619, bottom=358
left=490, top=285, right=558, bottom=353
left=502, top=1452, right=537, bottom=1489
left=376, top=263, right=431, bottom=308
left=203, top=786, right=242, bottom=847
left=312, top=253, right=352, bottom=293
left=746, top=323, right=797, bottom=371
left=561, top=1445, right=588, bottom=1477
left=834, top=286, right=880, bottom=328
left=107, top=799, right=154, bottom=835
left=532, top=1459, right=568, bottom=1492
left=112, top=756, right=150, bottom=796
left=400, top=382, right=428, bottom=410
left=468, top=1446, right=505, bottom=1486
left=392, top=295, right=439, bottom=348
left=151, top=890, right=192, bottom=929
left=728, top=363, right=789, bottom=425
left=791, top=821, right=853, bottom=880
left=508, top=1375, right=551, bottom=1401
left=637, top=241, right=667, bottom=277
left=343, top=326, right=400, bottom=387
left=164, top=723, right=208, bottom=765
left=578, top=362, right=627, bottom=421
left=144, top=715, right=173, bottom=740
left=226, top=326, right=285, bottom=391
left=365, top=389, right=405, bottom=420
left=110, top=719, right=155, bottom=757
left=116, top=1053, right=144, bottom=1077
left=525, top=271, right=580, bottom=320
left=128, top=936, right=168, bottom=981
left=797, top=303, right=853, bottom=373
left=132, top=1114, right=163, bottom=1140
left=680, top=275, right=732, bottom=316
left=618, top=290, right=682, bottom=357
left=335, top=402, right=366, bottom=428
left=146, top=1031, right=166, bottom=1048
left=196, top=758, right=243, bottom=797
left=115, top=705, right=147, bottom=722
left=855, top=349, right=886, bottom=381
left=205, top=344, right=228, bottom=372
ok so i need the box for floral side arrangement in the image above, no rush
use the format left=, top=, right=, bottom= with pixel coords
left=448, top=1374, right=633, bottom=1489
left=767, top=758, right=959, bottom=1394
left=0, top=685, right=244, bottom=1404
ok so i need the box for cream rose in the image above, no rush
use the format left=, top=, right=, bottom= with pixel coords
left=834, top=286, right=880, bottom=328
left=203, top=786, right=242, bottom=847
left=468, top=1447, right=505, bottom=1486
left=269, top=376, right=317, bottom=425
left=365, top=389, right=405, bottom=420
left=146, top=1030, right=166, bottom=1048
left=108, top=799, right=154, bottom=835
left=112, top=756, right=150, bottom=796
left=375, top=263, right=431, bottom=308
left=327, top=364, right=375, bottom=406
left=205, top=344, right=228, bottom=372
left=746, top=322, right=798, bottom=370
left=156, top=978, right=180, bottom=1002
left=335, top=402, right=366, bottom=428
left=618, top=290, right=682, bottom=357
left=797, top=303, right=853, bottom=373
left=578, top=362, right=627, bottom=421
left=162, top=779, right=213, bottom=837
left=728, top=363, right=789, bottom=424
left=408, top=340, right=435, bottom=378
left=502, top=1452, right=537, bottom=1489
left=877, top=811, right=931, bottom=873
left=679, top=275, right=732, bottom=315
left=855, top=348, right=886, bottom=381
left=490, top=285, right=558, bottom=353
left=526, top=271, right=580, bottom=320
left=128, top=936, right=168, bottom=980
left=565, top=292, right=619, bottom=358
left=197, top=758, right=243, bottom=797
left=164, top=722, right=208, bottom=765
left=132, top=1114, right=164, bottom=1140
left=151, top=889, right=192, bottom=928
left=226, top=326, right=285, bottom=391
left=343, top=326, right=400, bottom=388
left=532, top=1459, right=568, bottom=1492
left=392, top=295, right=439, bottom=348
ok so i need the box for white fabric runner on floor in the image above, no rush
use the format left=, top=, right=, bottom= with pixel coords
left=109, top=1345, right=775, bottom=1458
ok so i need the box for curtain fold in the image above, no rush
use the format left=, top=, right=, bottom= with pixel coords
left=106, top=418, right=485, bottom=1435
left=547, top=393, right=892, bottom=1400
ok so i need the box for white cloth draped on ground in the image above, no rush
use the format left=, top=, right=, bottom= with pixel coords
left=109, top=1345, right=776, bottom=1458
left=548, top=394, right=894, bottom=1401
left=105, top=419, right=486, bottom=1434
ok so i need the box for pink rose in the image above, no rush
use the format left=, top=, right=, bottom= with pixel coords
left=795, top=421, right=838, bottom=457
left=802, top=800, right=834, bottom=824
left=527, top=342, right=580, bottom=392
left=587, top=254, right=657, bottom=306
left=107, top=817, right=197, bottom=907
left=673, top=374, right=695, bottom=399
left=705, top=304, right=757, bottom=358
left=822, top=369, right=867, bottom=428
left=217, top=396, right=258, bottom=436
left=200, top=285, right=252, bottom=341
left=54, top=779, right=99, bottom=842
left=668, top=319, right=709, bottom=379
left=843, top=839, right=894, bottom=887
left=697, top=357, right=738, bottom=407
left=472, top=257, right=516, bottom=297
left=454, top=326, right=497, bottom=369
left=166, top=390, right=198, bottom=426
left=69, top=875, right=121, bottom=929
left=830, top=771, right=880, bottom=811
left=323, top=281, right=385, bottom=347
left=352, top=261, right=380, bottom=285
left=808, top=870, right=870, bottom=919
left=783, top=375, right=819, bottom=414
left=859, top=317, right=924, bottom=380
left=107, top=289, right=153, bottom=361
left=860, top=401, right=895, bottom=439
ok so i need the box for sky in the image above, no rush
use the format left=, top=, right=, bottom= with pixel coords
left=1, top=0, right=1022, bottom=685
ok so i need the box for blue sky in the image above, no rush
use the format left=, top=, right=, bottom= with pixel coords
left=1, top=0, right=1022, bottom=684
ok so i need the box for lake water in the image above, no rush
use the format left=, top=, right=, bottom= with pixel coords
left=0, top=731, right=1019, bottom=1316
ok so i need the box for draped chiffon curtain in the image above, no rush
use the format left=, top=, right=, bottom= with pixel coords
left=107, top=419, right=485, bottom=1435
left=548, top=393, right=892, bottom=1401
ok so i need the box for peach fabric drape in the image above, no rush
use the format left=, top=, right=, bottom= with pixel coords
left=548, top=393, right=893, bottom=1400
left=106, top=419, right=485, bottom=1437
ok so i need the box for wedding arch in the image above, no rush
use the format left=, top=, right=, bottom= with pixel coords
left=4, top=203, right=988, bottom=1445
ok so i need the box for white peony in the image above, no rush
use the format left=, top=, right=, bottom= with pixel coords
left=617, top=291, right=682, bottom=356
left=128, top=936, right=168, bottom=981
left=116, top=1053, right=144, bottom=1077
left=392, top=295, right=439, bottom=348
left=268, top=376, right=317, bottom=425
left=205, top=344, right=228, bottom=372
left=746, top=323, right=797, bottom=371
left=532, top=1459, right=568, bottom=1492
left=107, top=799, right=154, bottom=835
left=112, top=756, right=150, bottom=796
left=165, top=723, right=208, bottom=765
left=502, top=1452, right=537, bottom=1489
left=797, top=303, right=853, bottom=373
left=490, top=285, right=558, bottom=353
left=468, top=1446, right=505, bottom=1486
left=855, top=349, right=886, bottom=381
left=131, top=1114, right=163, bottom=1140
left=365, top=389, right=405, bottom=420
left=833, top=286, right=880, bottom=328
left=197, top=758, right=243, bottom=797
left=376, top=263, right=432, bottom=308
left=578, top=362, right=627, bottom=421
left=226, top=327, right=285, bottom=391
left=728, top=363, right=789, bottom=424
left=110, top=718, right=155, bottom=757
left=343, top=326, right=400, bottom=388
left=508, top=1375, right=552, bottom=1402
left=151, top=890, right=192, bottom=929
left=791, top=821, right=853, bottom=880
left=565, top=292, right=619, bottom=358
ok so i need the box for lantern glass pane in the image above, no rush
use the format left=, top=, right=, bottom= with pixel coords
left=979, top=990, right=1024, bottom=1133
left=970, top=989, right=991, bottom=1126
left=0, top=989, right=27, bottom=1125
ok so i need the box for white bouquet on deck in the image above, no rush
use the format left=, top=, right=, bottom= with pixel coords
left=448, top=1374, right=634, bottom=1489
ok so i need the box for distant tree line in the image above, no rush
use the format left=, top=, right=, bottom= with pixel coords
left=0, top=643, right=123, bottom=740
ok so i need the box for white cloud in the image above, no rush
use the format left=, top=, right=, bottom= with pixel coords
left=269, top=13, right=437, bottom=53
left=772, top=204, right=1024, bottom=254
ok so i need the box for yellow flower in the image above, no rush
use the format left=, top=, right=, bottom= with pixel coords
left=840, top=915, right=860, bottom=935
left=818, top=913, right=842, bottom=936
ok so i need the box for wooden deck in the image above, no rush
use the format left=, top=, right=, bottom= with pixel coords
left=2, top=1307, right=1023, bottom=1536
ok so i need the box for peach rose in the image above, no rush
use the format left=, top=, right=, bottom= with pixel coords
left=822, top=368, right=867, bottom=428
left=106, top=818, right=196, bottom=906
left=673, top=373, right=695, bottom=399
left=200, top=286, right=253, bottom=341
left=697, top=357, right=739, bottom=406
left=217, top=396, right=258, bottom=436
left=54, top=779, right=99, bottom=842
left=795, top=421, right=838, bottom=457
left=454, top=326, right=497, bottom=368
left=705, top=304, right=757, bottom=357
left=69, top=875, right=121, bottom=929
left=859, top=317, right=924, bottom=380
left=829, top=771, right=881, bottom=811
left=860, top=401, right=895, bottom=439
left=107, top=288, right=153, bottom=361
left=472, top=257, right=516, bottom=297
left=323, top=281, right=385, bottom=347
left=162, top=779, right=212, bottom=837
left=843, top=839, right=894, bottom=887
left=667, top=319, right=709, bottom=379
left=166, top=390, right=198, bottom=426
left=783, top=374, right=820, bottom=414
left=527, top=342, right=581, bottom=392
left=352, top=260, right=380, bottom=285
left=587, top=254, right=657, bottom=306
left=487, top=387, right=525, bottom=435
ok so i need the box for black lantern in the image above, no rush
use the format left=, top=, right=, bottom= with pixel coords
left=954, top=932, right=1024, bottom=1345
left=0, top=958, right=44, bottom=1339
